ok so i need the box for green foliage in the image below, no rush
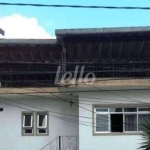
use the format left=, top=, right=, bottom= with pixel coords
left=139, top=119, right=150, bottom=150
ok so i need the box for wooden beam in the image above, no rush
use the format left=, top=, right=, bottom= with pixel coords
left=76, top=43, right=81, bottom=61
left=147, top=42, right=150, bottom=58
left=10, top=52, right=15, bottom=60
left=0, top=52, right=5, bottom=60
left=30, top=52, right=35, bottom=61
left=20, top=52, right=25, bottom=61
left=128, top=42, right=133, bottom=58
left=49, top=52, right=54, bottom=61
left=87, top=43, right=92, bottom=60
left=98, top=43, right=102, bottom=60
left=66, top=44, right=71, bottom=59
left=40, top=52, right=44, bottom=60
left=138, top=41, right=145, bottom=58
left=109, top=43, right=113, bottom=59
left=118, top=43, right=123, bottom=59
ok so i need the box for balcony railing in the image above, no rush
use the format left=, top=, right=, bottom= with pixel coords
left=40, top=136, right=78, bottom=150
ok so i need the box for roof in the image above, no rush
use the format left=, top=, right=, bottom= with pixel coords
left=0, top=39, right=57, bottom=46
left=0, top=39, right=61, bottom=63
left=56, top=26, right=150, bottom=36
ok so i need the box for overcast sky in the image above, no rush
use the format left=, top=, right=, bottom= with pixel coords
left=0, top=0, right=150, bottom=38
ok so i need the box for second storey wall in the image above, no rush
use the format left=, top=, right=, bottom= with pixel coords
left=0, top=92, right=79, bottom=150
left=79, top=89, right=150, bottom=150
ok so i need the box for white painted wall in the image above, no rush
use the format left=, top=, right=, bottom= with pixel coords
left=0, top=93, right=79, bottom=150
left=79, top=90, right=150, bottom=150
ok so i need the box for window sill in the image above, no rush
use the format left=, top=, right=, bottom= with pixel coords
left=93, top=132, right=142, bottom=136
left=36, top=133, right=49, bottom=136
left=22, top=133, right=34, bottom=136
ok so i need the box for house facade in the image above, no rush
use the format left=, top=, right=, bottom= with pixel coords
left=0, top=39, right=79, bottom=150
left=0, top=89, right=78, bottom=150
left=0, top=26, right=150, bottom=150
left=78, top=80, right=150, bottom=150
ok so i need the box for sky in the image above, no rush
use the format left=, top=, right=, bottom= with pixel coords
left=0, top=0, right=150, bottom=38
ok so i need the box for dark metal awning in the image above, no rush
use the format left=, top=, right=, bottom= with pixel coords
left=56, top=26, right=150, bottom=60
left=64, top=40, right=150, bottom=60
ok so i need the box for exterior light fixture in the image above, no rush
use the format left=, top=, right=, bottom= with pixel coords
left=0, top=108, right=4, bottom=111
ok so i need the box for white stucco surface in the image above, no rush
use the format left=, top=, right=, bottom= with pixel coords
left=79, top=89, right=150, bottom=150
left=0, top=93, right=79, bottom=150
left=1, top=87, right=150, bottom=150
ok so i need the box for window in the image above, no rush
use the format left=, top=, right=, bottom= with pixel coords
left=36, top=112, right=48, bottom=135
left=22, top=111, right=49, bottom=136
left=22, top=112, right=34, bottom=136
left=94, top=106, right=150, bottom=134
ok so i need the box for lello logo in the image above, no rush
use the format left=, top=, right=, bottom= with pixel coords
left=55, top=66, right=96, bottom=86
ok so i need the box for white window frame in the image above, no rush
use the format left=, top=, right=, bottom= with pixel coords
left=36, top=112, right=49, bottom=136
left=23, top=115, right=33, bottom=128
left=95, top=108, right=110, bottom=133
left=37, top=114, right=48, bottom=128
left=94, top=106, right=150, bottom=134
left=22, top=112, right=34, bottom=136
left=22, top=111, right=49, bottom=136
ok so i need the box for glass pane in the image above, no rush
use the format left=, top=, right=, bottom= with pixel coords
left=39, top=129, right=47, bottom=134
left=111, top=114, right=123, bottom=132
left=24, top=115, right=32, bottom=127
left=110, top=108, right=122, bottom=112
left=125, top=114, right=137, bottom=131
left=138, top=108, right=150, bottom=112
left=25, top=129, right=32, bottom=134
left=138, top=114, right=150, bottom=131
left=124, top=108, right=137, bottom=112
left=96, top=108, right=108, bottom=112
left=96, top=114, right=109, bottom=132
left=39, top=115, right=47, bottom=127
